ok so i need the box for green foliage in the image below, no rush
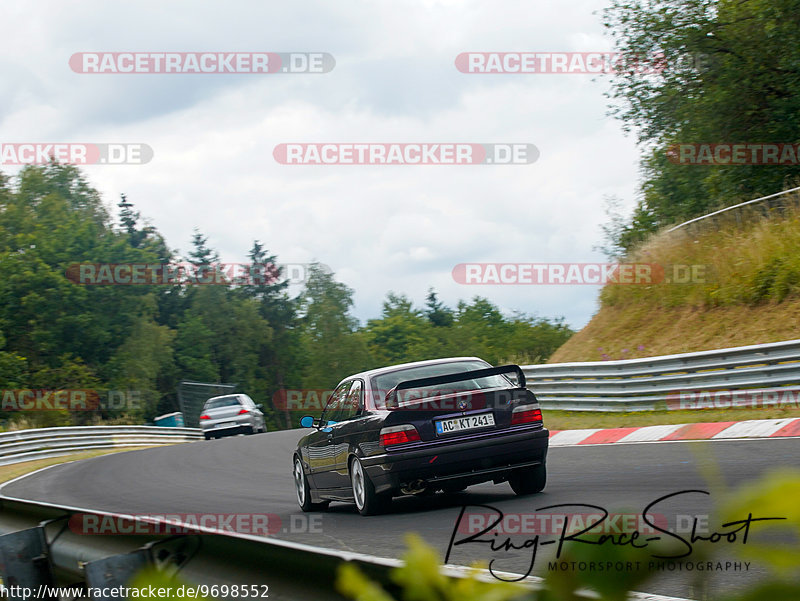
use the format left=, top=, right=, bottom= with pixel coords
left=362, top=294, right=573, bottom=371
left=338, top=534, right=524, bottom=601
left=721, top=469, right=800, bottom=574
left=127, top=568, right=212, bottom=601
left=601, top=0, right=800, bottom=253
left=364, top=294, right=431, bottom=365
left=173, top=314, right=219, bottom=382
left=107, top=314, right=176, bottom=421
left=299, top=264, right=373, bottom=390
left=425, top=289, right=454, bottom=327
left=599, top=200, right=800, bottom=311
left=0, top=330, right=28, bottom=389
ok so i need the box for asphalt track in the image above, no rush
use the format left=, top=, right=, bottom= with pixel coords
left=2, top=429, right=798, bottom=600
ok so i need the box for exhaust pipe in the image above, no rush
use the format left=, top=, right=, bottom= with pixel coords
left=400, top=479, right=427, bottom=495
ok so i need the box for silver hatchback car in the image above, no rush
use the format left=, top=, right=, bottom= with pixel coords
left=200, top=394, right=267, bottom=440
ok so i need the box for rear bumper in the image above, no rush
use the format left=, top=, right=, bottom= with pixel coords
left=361, top=426, right=549, bottom=494
left=202, top=421, right=254, bottom=437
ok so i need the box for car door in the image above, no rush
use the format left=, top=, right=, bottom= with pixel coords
left=328, top=379, right=365, bottom=491
left=305, top=381, right=353, bottom=490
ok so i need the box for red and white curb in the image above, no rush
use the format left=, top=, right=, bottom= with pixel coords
left=548, top=417, right=800, bottom=447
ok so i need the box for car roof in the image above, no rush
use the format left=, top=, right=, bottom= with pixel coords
left=346, top=356, right=489, bottom=383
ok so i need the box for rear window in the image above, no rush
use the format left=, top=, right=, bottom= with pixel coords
left=372, top=360, right=512, bottom=406
left=204, top=395, right=242, bottom=409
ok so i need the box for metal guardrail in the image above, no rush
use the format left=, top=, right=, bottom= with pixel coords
left=666, top=185, right=800, bottom=233
left=0, top=426, right=202, bottom=466
left=0, top=498, right=388, bottom=601
left=522, top=339, right=800, bottom=411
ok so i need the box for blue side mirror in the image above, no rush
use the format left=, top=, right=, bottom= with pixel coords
left=300, top=415, right=315, bottom=428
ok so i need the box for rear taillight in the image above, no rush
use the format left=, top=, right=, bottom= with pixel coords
left=238, top=408, right=250, bottom=415
left=511, top=405, right=543, bottom=425
left=200, top=414, right=210, bottom=420
left=380, top=425, right=421, bottom=447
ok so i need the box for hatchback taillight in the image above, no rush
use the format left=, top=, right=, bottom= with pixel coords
left=511, top=405, right=543, bottom=425
left=200, top=414, right=210, bottom=420
left=380, top=425, right=421, bottom=447
left=238, top=408, right=250, bottom=415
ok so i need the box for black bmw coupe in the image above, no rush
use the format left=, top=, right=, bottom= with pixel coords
left=293, top=357, right=549, bottom=515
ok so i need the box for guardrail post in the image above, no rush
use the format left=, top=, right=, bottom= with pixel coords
left=84, top=549, right=150, bottom=600
left=0, top=527, right=58, bottom=601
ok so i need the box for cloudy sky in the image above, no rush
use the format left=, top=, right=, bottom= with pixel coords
left=0, top=0, right=642, bottom=329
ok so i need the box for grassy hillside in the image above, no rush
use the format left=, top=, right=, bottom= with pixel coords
left=552, top=196, right=800, bottom=363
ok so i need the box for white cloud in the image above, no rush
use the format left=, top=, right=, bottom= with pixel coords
left=0, top=0, right=642, bottom=329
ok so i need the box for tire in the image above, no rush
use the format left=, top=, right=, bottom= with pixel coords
left=350, top=457, right=390, bottom=516
left=509, top=464, right=547, bottom=495
left=293, top=456, right=329, bottom=512
left=203, top=433, right=213, bottom=440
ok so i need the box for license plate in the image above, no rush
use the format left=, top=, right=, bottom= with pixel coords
left=215, top=422, right=235, bottom=428
left=435, top=413, right=495, bottom=435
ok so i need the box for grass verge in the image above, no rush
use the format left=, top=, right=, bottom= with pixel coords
left=0, top=446, right=166, bottom=485
left=551, top=195, right=800, bottom=363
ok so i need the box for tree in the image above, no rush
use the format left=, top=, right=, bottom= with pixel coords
left=173, top=314, right=219, bottom=383
left=424, top=289, right=454, bottom=327
left=116, top=193, right=154, bottom=249
left=602, top=0, right=800, bottom=253
left=185, top=228, right=220, bottom=265
left=364, top=293, right=431, bottom=364
left=240, top=241, right=303, bottom=428
left=106, top=314, right=176, bottom=421
left=299, top=264, right=372, bottom=388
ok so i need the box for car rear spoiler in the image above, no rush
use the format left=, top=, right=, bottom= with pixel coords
left=385, top=364, right=526, bottom=406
